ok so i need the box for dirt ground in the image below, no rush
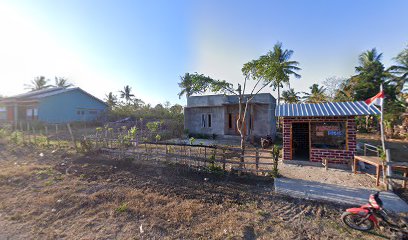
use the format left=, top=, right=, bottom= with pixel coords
left=279, top=162, right=381, bottom=189
left=0, top=142, right=402, bottom=239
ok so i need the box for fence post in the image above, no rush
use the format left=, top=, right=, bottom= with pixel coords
left=20, top=121, right=25, bottom=144
left=32, top=126, right=37, bottom=145
left=165, top=143, right=169, bottom=161
left=385, top=149, right=393, bottom=191
left=67, top=123, right=78, bottom=152
left=45, top=125, right=49, bottom=147
left=27, top=122, right=31, bottom=143
left=55, top=124, right=60, bottom=148
left=204, top=147, right=207, bottom=167
left=255, top=148, right=259, bottom=175
left=364, top=144, right=367, bottom=156
left=222, top=149, right=226, bottom=171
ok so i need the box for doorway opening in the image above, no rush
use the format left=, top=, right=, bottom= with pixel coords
left=292, top=123, right=310, bottom=161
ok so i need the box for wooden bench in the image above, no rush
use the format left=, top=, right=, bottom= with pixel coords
left=354, top=155, right=384, bottom=186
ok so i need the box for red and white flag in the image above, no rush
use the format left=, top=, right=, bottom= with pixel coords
left=365, top=89, right=384, bottom=106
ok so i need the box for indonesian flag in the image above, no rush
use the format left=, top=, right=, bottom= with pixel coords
left=365, top=90, right=384, bottom=106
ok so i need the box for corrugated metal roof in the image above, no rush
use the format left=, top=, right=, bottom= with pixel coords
left=276, top=101, right=380, bottom=117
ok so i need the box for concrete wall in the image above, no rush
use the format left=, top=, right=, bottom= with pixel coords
left=187, top=95, right=226, bottom=107
left=38, top=89, right=107, bottom=123
left=185, top=93, right=276, bottom=138
left=184, top=106, right=225, bottom=135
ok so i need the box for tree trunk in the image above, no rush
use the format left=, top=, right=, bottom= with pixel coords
left=277, top=86, right=280, bottom=129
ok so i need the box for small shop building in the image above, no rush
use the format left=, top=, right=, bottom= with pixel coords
left=276, top=101, right=380, bottom=164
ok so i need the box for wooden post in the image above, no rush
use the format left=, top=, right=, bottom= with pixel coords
left=67, top=123, right=78, bottom=152
left=364, top=144, right=367, bottom=156
left=165, top=143, right=168, bottom=161
left=32, top=126, right=37, bottom=145
left=55, top=124, right=60, bottom=148
left=20, top=121, right=25, bottom=144
left=385, top=149, right=393, bottom=191
left=204, top=147, right=207, bottom=167
left=255, top=148, right=259, bottom=175
left=27, top=122, right=31, bottom=143
left=222, top=149, right=226, bottom=171
left=45, top=125, right=49, bottom=147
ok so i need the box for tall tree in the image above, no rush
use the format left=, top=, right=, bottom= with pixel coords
left=105, top=92, right=118, bottom=108
left=119, top=85, right=135, bottom=104
left=258, top=42, right=301, bottom=105
left=54, top=77, right=73, bottom=88
left=303, top=84, right=328, bottom=103
left=281, top=88, right=301, bottom=103
left=388, top=46, right=408, bottom=95
left=24, top=76, right=51, bottom=91
left=351, top=48, right=388, bottom=100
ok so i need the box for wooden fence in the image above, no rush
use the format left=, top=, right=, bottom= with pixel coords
left=98, top=141, right=278, bottom=175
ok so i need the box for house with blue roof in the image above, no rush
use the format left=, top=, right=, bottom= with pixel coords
left=0, top=87, right=108, bottom=123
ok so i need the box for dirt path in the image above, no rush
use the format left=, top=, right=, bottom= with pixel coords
left=0, top=143, right=392, bottom=239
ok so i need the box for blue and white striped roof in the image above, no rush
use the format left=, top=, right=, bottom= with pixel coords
left=276, top=101, right=380, bottom=117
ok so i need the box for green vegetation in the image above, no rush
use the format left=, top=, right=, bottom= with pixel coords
left=115, top=202, right=129, bottom=213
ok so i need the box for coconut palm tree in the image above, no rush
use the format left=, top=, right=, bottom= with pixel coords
left=388, top=46, right=408, bottom=94
left=352, top=48, right=389, bottom=100
left=119, top=85, right=135, bottom=104
left=178, top=73, right=193, bottom=98
left=105, top=92, right=118, bottom=107
left=54, top=77, right=73, bottom=88
left=281, top=88, right=301, bottom=103
left=24, top=76, right=51, bottom=91
left=303, top=84, right=328, bottom=103
left=259, top=42, right=301, bottom=105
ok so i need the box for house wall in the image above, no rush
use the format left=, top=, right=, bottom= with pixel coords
left=184, top=106, right=225, bottom=136
left=283, top=116, right=356, bottom=164
left=38, top=89, right=107, bottom=123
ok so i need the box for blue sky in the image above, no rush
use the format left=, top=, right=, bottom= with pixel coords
left=0, top=0, right=407, bottom=105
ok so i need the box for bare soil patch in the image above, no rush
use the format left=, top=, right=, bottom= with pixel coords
left=0, top=142, right=392, bottom=239
left=279, top=162, right=381, bottom=189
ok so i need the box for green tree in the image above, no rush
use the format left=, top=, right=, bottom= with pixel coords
left=24, top=76, right=51, bottom=91
left=54, top=77, right=73, bottom=88
left=388, top=46, right=408, bottom=94
left=170, top=104, right=183, bottom=115
left=302, top=84, right=328, bottom=103
left=105, top=92, right=118, bottom=108
left=281, top=88, right=301, bottom=103
left=351, top=48, right=389, bottom=100
left=257, top=42, right=301, bottom=105
left=119, top=85, right=135, bottom=104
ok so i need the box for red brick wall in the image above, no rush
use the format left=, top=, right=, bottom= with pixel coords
left=282, top=116, right=356, bottom=164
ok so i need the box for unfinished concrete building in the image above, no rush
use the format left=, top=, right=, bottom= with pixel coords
left=184, top=93, right=276, bottom=140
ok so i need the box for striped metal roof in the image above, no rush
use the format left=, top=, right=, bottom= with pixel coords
left=276, top=101, right=381, bottom=117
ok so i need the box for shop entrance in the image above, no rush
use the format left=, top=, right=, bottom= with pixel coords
left=292, top=123, right=309, bottom=160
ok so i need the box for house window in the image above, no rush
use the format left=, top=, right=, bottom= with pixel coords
left=89, top=110, right=98, bottom=115
left=201, top=114, right=206, bottom=127
left=208, top=114, right=212, bottom=128
left=77, top=110, right=81, bottom=115
left=310, top=122, right=346, bottom=150
left=26, top=108, right=33, bottom=118
left=228, top=113, right=232, bottom=129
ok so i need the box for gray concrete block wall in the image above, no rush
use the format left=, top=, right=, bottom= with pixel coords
left=185, top=93, right=276, bottom=139
left=184, top=106, right=225, bottom=135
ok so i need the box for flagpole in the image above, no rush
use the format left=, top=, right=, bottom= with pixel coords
left=379, top=84, right=386, bottom=153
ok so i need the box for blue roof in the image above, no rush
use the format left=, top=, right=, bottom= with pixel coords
left=276, top=101, right=381, bottom=117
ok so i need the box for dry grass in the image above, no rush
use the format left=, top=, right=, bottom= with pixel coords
left=0, top=141, right=392, bottom=239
